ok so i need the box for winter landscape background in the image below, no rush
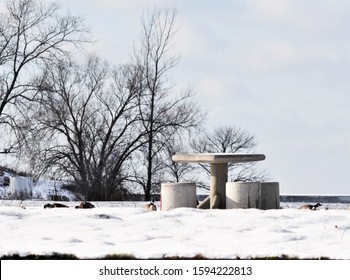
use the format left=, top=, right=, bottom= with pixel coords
left=2, top=0, right=350, bottom=266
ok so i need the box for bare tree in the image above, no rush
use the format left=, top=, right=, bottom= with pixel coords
left=127, top=135, right=199, bottom=197
left=131, top=8, right=204, bottom=200
left=161, top=137, right=198, bottom=183
left=0, top=0, right=88, bottom=143
left=191, top=126, right=267, bottom=184
left=24, top=55, right=147, bottom=200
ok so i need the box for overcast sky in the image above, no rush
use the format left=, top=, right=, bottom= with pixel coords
left=51, top=0, right=350, bottom=195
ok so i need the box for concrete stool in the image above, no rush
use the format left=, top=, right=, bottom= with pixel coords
left=261, top=182, right=280, bottom=209
left=161, top=183, right=197, bottom=211
left=226, top=182, right=261, bottom=209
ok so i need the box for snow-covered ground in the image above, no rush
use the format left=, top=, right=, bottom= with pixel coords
left=1, top=200, right=350, bottom=259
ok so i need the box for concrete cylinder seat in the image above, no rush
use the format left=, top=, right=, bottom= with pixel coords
left=261, top=182, right=280, bottom=210
left=160, top=182, right=197, bottom=211
left=226, top=182, right=261, bottom=209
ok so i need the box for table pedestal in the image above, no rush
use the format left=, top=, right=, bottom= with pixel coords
left=210, top=163, right=227, bottom=209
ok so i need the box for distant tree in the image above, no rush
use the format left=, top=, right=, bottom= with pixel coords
left=23, top=55, right=147, bottom=200
left=191, top=126, right=267, bottom=185
left=0, top=0, right=89, bottom=146
left=130, top=8, right=204, bottom=200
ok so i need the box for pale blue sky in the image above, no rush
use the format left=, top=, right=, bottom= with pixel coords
left=57, top=0, right=350, bottom=194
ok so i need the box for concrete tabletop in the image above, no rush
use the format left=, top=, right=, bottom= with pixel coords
left=172, top=153, right=266, bottom=164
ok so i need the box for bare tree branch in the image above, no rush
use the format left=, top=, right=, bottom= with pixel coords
left=129, top=8, right=204, bottom=200
left=0, top=0, right=90, bottom=145
left=191, top=126, right=268, bottom=184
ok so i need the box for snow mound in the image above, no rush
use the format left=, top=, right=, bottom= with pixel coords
left=1, top=206, right=350, bottom=259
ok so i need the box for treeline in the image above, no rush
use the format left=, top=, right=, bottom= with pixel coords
left=0, top=0, right=266, bottom=200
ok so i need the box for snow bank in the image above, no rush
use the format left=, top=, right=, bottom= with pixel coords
left=9, top=176, right=33, bottom=198
left=0, top=173, right=78, bottom=201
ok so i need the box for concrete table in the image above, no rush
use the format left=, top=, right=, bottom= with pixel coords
left=172, top=153, right=266, bottom=209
